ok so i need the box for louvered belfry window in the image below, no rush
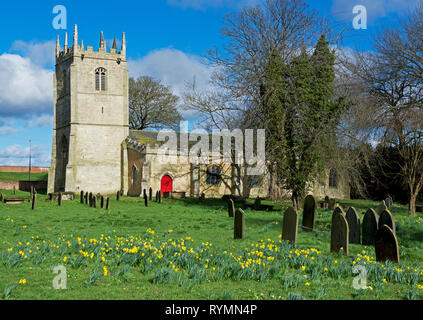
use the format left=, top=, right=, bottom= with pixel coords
left=95, top=68, right=107, bottom=91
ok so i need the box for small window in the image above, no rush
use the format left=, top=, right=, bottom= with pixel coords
left=206, top=166, right=221, bottom=185
left=329, top=168, right=337, bottom=188
left=95, top=68, right=107, bottom=91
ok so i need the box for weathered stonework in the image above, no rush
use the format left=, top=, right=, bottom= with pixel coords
left=48, top=26, right=128, bottom=195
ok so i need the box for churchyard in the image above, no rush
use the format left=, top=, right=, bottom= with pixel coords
left=0, top=189, right=423, bottom=300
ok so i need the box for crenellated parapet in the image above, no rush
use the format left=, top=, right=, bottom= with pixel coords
left=55, top=25, right=126, bottom=64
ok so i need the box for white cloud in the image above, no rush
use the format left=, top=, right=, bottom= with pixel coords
left=128, top=48, right=212, bottom=119
left=0, top=144, right=51, bottom=167
left=0, top=127, right=20, bottom=136
left=0, top=53, right=53, bottom=117
left=331, top=0, right=419, bottom=22
left=25, top=114, right=54, bottom=128
left=10, top=40, right=56, bottom=68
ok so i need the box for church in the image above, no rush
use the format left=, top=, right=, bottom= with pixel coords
left=47, top=26, right=350, bottom=200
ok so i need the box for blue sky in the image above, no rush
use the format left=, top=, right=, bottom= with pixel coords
left=0, top=0, right=419, bottom=167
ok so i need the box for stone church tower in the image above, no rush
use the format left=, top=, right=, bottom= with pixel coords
left=47, top=25, right=129, bottom=194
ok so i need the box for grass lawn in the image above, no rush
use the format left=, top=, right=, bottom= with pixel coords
left=0, top=190, right=422, bottom=300
left=0, top=172, right=48, bottom=182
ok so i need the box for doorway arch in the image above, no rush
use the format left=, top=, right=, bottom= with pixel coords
left=161, top=175, right=173, bottom=195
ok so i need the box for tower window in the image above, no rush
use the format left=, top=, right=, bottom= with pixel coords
left=95, top=68, right=107, bottom=91
left=206, top=166, right=221, bottom=185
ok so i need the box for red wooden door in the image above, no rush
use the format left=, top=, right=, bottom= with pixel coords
left=161, top=175, right=173, bottom=195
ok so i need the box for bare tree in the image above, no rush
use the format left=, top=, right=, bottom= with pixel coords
left=344, top=23, right=423, bottom=215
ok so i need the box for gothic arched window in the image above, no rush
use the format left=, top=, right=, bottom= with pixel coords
left=95, top=68, right=107, bottom=91
left=329, top=168, right=337, bottom=188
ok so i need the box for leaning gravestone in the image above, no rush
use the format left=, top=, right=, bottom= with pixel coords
left=346, top=207, right=361, bottom=244
left=80, top=191, right=84, bottom=204
left=282, top=207, right=299, bottom=246
left=234, top=208, right=245, bottom=239
left=379, top=209, right=396, bottom=234
left=228, top=199, right=235, bottom=218
left=106, top=197, right=110, bottom=210
left=84, top=193, right=88, bottom=205
left=362, top=208, right=379, bottom=245
left=330, top=211, right=349, bottom=255
left=302, top=195, right=316, bottom=232
left=31, top=193, right=36, bottom=210
left=377, top=200, right=388, bottom=215
left=375, top=225, right=399, bottom=263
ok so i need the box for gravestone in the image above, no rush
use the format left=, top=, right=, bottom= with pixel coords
left=13, top=186, right=16, bottom=195
left=149, top=188, right=152, bottom=201
left=93, top=196, right=97, bottom=208
left=31, top=193, right=36, bottom=210
left=89, top=193, right=93, bottom=207
left=58, top=192, right=62, bottom=207
left=101, top=196, right=104, bottom=209
left=253, top=197, right=261, bottom=210
left=116, top=191, right=120, bottom=201
left=144, top=193, right=149, bottom=207
left=84, top=193, right=88, bottom=205
left=199, top=193, right=205, bottom=202
left=302, top=195, right=316, bottom=232
left=379, top=209, right=396, bottom=234
left=333, top=206, right=345, bottom=217
left=385, top=196, right=393, bottom=209
left=158, top=191, right=162, bottom=203
left=143, top=189, right=147, bottom=198
left=80, top=191, right=84, bottom=204
left=234, top=208, right=245, bottom=240
left=345, top=207, right=360, bottom=244
left=377, top=200, right=388, bottom=215
left=331, top=211, right=349, bottom=255
left=228, top=198, right=235, bottom=218
left=328, top=198, right=337, bottom=210
left=375, top=225, right=399, bottom=263
left=106, top=197, right=110, bottom=210
left=155, top=191, right=159, bottom=202
left=0, top=193, right=3, bottom=202
left=282, top=207, right=299, bottom=246
left=362, top=208, right=379, bottom=245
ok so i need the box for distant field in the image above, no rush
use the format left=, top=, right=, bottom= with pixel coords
left=0, top=172, right=48, bottom=182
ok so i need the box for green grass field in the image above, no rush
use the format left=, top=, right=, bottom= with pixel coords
left=0, top=172, right=48, bottom=182
left=0, top=189, right=422, bottom=300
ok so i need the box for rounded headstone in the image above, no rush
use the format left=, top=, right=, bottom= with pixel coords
left=345, top=207, right=360, bottom=244
left=302, top=195, right=316, bottom=232
left=375, top=225, right=399, bottom=263
left=379, top=209, right=395, bottom=234
left=362, top=208, right=378, bottom=246
left=282, top=207, right=298, bottom=246
left=330, top=211, right=349, bottom=255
